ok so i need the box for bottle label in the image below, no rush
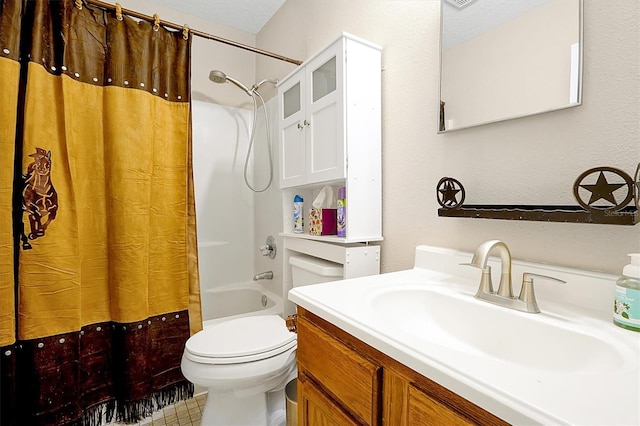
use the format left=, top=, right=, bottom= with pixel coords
left=293, top=203, right=303, bottom=233
left=337, top=199, right=346, bottom=237
left=614, top=286, right=640, bottom=328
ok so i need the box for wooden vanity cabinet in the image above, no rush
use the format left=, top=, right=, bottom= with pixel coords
left=296, top=308, right=509, bottom=426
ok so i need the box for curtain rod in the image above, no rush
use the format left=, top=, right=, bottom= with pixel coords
left=83, top=0, right=303, bottom=65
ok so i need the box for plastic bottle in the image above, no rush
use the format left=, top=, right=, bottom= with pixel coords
left=293, top=195, right=304, bottom=233
left=613, top=253, right=640, bottom=332
left=336, top=186, right=346, bottom=237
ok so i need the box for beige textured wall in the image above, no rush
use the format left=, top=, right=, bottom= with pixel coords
left=257, top=0, right=640, bottom=275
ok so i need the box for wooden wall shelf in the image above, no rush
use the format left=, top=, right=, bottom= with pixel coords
left=438, top=205, right=639, bottom=225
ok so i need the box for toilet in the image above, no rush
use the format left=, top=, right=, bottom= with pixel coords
left=181, top=254, right=343, bottom=426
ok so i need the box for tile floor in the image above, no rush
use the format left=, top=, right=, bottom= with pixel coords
left=110, top=392, right=207, bottom=426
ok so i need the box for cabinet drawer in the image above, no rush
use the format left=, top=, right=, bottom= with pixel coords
left=297, top=316, right=381, bottom=424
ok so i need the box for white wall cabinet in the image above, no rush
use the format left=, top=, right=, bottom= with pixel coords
left=278, top=33, right=382, bottom=243
left=279, top=43, right=345, bottom=186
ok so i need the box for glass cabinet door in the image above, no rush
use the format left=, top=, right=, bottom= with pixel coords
left=306, top=48, right=344, bottom=184
left=312, top=57, right=337, bottom=103
left=283, top=82, right=301, bottom=119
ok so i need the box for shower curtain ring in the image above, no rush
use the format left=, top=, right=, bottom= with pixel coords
left=182, top=24, right=190, bottom=40
left=115, top=3, right=123, bottom=21
left=75, top=0, right=83, bottom=10
left=153, top=14, right=160, bottom=31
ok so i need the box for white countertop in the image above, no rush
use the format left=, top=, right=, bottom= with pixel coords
left=288, top=245, right=640, bottom=425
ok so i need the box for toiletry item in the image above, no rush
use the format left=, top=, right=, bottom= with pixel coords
left=309, top=186, right=337, bottom=236
left=293, top=195, right=303, bottom=233
left=337, top=186, right=346, bottom=237
left=309, top=208, right=337, bottom=236
left=613, top=253, right=640, bottom=332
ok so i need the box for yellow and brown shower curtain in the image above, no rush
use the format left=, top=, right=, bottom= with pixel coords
left=0, top=0, right=202, bottom=424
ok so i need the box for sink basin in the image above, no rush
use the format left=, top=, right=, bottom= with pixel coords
left=369, top=284, right=624, bottom=373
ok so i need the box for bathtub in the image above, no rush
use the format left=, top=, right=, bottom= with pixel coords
left=201, top=282, right=283, bottom=327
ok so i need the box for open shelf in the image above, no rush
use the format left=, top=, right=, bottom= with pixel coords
left=280, top=232, right=383, bottom=245
left=438, top=205, right=639, bottom=225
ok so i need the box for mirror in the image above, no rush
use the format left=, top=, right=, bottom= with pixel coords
left=439, top=0, right=583, bottom=132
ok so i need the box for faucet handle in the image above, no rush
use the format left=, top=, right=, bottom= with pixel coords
left=259, top=244, right=272, bottom=255
left=518, top=272, right=566, bottom=313
left=259, top=235, right=277, bottom=259
left=461, top=263, right=494, bottom=295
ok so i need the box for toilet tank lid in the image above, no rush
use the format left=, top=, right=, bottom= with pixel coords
left=289, top=255, right=343, bottom=277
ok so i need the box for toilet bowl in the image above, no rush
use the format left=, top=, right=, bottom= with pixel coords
left=181, top=315, right=297, bottom=426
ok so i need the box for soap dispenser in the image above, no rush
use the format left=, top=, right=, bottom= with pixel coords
left=613, top=253, right=640, bottom=332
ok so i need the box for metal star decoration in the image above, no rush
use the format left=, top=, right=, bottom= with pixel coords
left=437, top=177, right=465, bottom=208
left=579, top=171, right=624, bottom=205
left=573, top=166, right=634, bottom=211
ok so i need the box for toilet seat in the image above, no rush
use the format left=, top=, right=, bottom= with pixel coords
left=184, top=315, right=297, bottom=365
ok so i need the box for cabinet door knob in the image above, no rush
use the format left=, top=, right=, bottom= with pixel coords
left=303, top=120, right=310, bottom=127
left=297, top=122, right=304, bottom=130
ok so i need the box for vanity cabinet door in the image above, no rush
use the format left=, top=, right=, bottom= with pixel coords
left=297, top=315, right=381, bottom=425
left=383, top=367, right=508, bottom=426
left=298, top=373, right=359, bottom=426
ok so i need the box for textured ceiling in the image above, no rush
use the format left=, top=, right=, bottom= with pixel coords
left=144, top=0, right=286, bottom=34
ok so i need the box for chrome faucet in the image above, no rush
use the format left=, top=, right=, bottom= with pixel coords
left=464, top=240, right=565, bottom=313
left=253, top=271, right=273, bottom=281
left=468, top=240, right=514, bottom=298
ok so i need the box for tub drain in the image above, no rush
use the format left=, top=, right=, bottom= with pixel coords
left=261, top=294, right=268, bottom=307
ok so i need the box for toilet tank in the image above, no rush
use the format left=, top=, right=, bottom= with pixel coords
left=289, top=254, right=343, bottom=287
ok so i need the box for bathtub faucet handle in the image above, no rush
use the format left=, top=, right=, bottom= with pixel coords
left=259, top=244, right=273, bottom=255
left=259, top=235, right=277, bottom=259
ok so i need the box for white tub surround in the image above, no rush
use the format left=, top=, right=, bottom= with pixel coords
left=288, top=245, right=640, bottom=425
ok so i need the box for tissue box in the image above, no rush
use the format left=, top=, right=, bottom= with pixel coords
left=309, top=208, right=337, bottom=236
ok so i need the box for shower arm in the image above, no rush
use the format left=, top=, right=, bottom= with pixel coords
left=209, top=70, right=277, bottom=97
left=252, top=79, right=279, bottom=92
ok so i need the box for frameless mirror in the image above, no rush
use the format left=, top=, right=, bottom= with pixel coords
left=439, top=0, right=583, bottom=132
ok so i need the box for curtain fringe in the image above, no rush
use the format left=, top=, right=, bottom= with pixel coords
left=80, top=381, right=194, bottom=426
left=80, top=400, right=116, bottom=426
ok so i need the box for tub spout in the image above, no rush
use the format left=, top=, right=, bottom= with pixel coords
left=253, top=271, right=273, bottom=281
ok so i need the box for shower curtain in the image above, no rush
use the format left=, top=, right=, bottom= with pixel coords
left=0, top=0, right=202, bottom=424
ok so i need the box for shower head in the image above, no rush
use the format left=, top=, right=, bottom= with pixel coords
left=209, top=69, right=227, bottom=84
left=209, top=69, right=252, bottom=95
